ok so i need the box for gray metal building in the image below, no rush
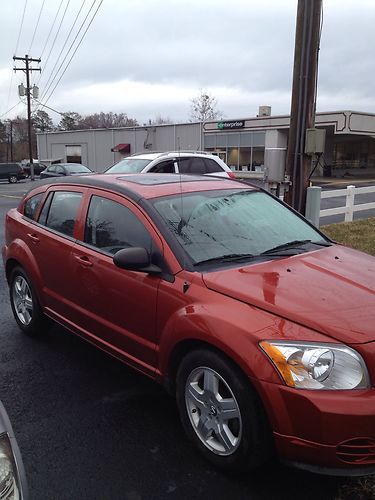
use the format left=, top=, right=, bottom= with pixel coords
left=37, top=110, right=375, bottom=177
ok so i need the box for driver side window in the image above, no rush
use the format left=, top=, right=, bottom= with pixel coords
left=84, top=196, right=152, bottom=254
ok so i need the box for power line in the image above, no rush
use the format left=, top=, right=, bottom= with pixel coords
left=3, top=0, right=28, bottom=115
left=33, top=99, right=64, bottom=117
left=28, top=0, right=46, bottom=54
left=0, top=101, right=23, bottom=120
left=39, top=0, right=65, bottom=60
left=38, top=0, right=71, bottom=87
left=38, top=0, right=87, bottom=104
left=44, top=0, right=103, bottom=106
left=14, top=0, right=28, bottom=55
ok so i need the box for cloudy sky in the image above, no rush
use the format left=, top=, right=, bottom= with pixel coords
left=1, top=0, right=375, bottom=125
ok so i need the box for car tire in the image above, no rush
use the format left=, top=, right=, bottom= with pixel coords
left=9, top=266, right=50, bottom=336
left=176, top=349, right=273, bottom=473
left=8, top=175, right=18, bottom=183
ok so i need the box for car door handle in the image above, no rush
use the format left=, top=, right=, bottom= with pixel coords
left=27, top=233, right=40, bottom=243
left=74, top=255, right=93, bottom=267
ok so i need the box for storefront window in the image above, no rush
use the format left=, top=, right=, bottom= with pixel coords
left=332, top=137, right=375, bottom=174
left=204, top=132, right=265, bottom=171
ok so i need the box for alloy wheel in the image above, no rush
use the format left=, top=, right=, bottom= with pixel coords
left=185, top=366, right=242, bottom=456
left=12, top=276, right=33, bottom=326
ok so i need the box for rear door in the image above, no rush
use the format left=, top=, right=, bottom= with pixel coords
left=30, top=186, right=86, bottom=318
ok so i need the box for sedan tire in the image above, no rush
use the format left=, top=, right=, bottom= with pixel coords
left=9, top=266, right=50, bottom=336
left=8, top=175, right=18, bottom=183
left=176, top=349, right=273, bottom=473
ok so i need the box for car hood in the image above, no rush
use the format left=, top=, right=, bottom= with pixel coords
left=202, top=245, right=375, bottom=344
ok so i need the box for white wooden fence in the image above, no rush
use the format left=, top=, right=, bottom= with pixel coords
left=305, top=184, right=375, bottom=227
left=320, top=185, right=375, bottom=222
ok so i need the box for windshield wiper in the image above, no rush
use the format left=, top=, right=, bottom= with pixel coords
left=261, top=239, right=331, bottom=255
left=194, top=253, right=255, bottom=265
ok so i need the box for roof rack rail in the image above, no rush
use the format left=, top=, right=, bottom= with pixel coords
left=166, top=150, right=211, bottom=155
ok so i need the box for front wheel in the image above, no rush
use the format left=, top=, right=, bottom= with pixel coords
left=9, top=266, right=49, bottom=335
left=176, top=349, right=273, bottom=473
left=8, top=175, right=18, bottom=183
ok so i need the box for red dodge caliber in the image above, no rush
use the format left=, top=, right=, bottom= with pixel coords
left=2, top=174, right=375, bottom=475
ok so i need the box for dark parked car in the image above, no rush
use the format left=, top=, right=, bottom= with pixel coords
left=0, top=162, right=26, bottom=183
left=23, top=162, right=47, bottom=177
left=39, top=163, right=92, bottom=179
left=2, top=174, right=375, bottom=476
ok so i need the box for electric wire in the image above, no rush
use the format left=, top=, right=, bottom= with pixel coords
left=0, top=101, right=23, bottom=119
left=37, top=0, right=71, bottom=88
left=38, top=0, right=88, bottom=104
left=39, top=0, right=97, bottom=104
left=39, top=0, right=65, bottom=60
left=14, top=0, right=28, bottom=55
left=3, top=0, right=28, bottom=116
left=33, top=99, right=64, bottom=116
left=43, top=0, right=104, bottom=106
left=28, top=0, right=46, bottom=54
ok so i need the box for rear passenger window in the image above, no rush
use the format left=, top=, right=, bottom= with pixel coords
left=150, top=160, right=175, bottom=173
left=24, top=193, right=43, bottom=220
left=84, top=196, right=152, bottom=254
left=177, top=157, right=207, bottom=174
left=38, top=191, right=82, bottom=237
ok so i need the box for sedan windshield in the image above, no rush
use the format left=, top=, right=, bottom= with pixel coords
left=106, top=158, right=152, bottom=174
left=152, top=189, right=330, bottom=265
left=65, top=164, right=92, bottom=174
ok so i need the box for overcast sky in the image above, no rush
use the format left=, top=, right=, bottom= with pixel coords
left=1, top=0, right=375, bottom=125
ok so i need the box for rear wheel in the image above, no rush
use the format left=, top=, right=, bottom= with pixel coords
left=176, top=349, right=273, bottom=473
left=9, top=266, right=49, bottom=335
left=8, top=175, right=18, bottom=183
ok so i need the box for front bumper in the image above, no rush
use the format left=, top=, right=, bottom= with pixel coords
left=252, top=378, right=375, bottom=475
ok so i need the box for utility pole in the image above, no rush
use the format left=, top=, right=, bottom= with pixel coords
left=10, top=121, right=13, bottom=162
left=13, top=55, right=41, bottom=180
left=285, top=0, right=322, bottom=213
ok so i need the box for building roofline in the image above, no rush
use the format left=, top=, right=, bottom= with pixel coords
left=36, top=110, right=375, bottom=136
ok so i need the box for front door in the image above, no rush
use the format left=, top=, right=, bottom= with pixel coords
left=69, top=190, right=163, bottom=375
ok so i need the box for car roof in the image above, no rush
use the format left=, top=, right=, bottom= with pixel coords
left=31, top=173, right=257, bottom=201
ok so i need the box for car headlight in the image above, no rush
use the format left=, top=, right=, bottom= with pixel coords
left=260, top=341, right=370, bottom=390
left=0, top=433, right=20, bottom=500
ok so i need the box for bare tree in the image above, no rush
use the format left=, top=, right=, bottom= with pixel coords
left=190, top=90, right=222, bottom=122
left=78, top=112, right=138, bottom=129
left=150, top=114, right=173, bottom=125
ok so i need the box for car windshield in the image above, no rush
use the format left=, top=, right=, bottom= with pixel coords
left=152, top=189, right=329, bottom=265
left=65, top=164, right=91, bottom=174
left=106, top=158, right=152, bottom=174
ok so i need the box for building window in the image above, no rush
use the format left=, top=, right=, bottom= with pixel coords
left=66, top=145, right=82, bottom=164
left=204, top=131, right=265, bottom=171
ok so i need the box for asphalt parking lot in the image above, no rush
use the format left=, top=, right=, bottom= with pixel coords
left=0, top=178, right=370, bottom=499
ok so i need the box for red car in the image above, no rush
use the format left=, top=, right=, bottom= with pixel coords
left=2, top=174, right=375, bottom=476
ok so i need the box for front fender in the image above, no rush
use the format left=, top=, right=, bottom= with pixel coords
left=157, top=288, right=283, bottom=384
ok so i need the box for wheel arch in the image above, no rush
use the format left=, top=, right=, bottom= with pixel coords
left=165, top=338, right=257, bottom=397
left=4, top=244, right=44, bottom=306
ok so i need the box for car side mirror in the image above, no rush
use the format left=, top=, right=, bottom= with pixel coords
left=113, top=247, right=161, bottom=274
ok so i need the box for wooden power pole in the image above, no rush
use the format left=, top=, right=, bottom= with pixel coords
left=285, top=0, right=322, bottom=213
left=13, top=55, right=41, bottom=180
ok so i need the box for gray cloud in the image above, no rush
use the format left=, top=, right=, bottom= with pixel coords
left=1, top=0, right=375, bottom=122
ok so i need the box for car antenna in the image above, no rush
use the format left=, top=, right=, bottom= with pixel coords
left=177, top=137, right=190, bottom=293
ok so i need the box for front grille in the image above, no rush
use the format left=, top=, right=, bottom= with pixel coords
left=336, top=438, right=375, bottom=464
